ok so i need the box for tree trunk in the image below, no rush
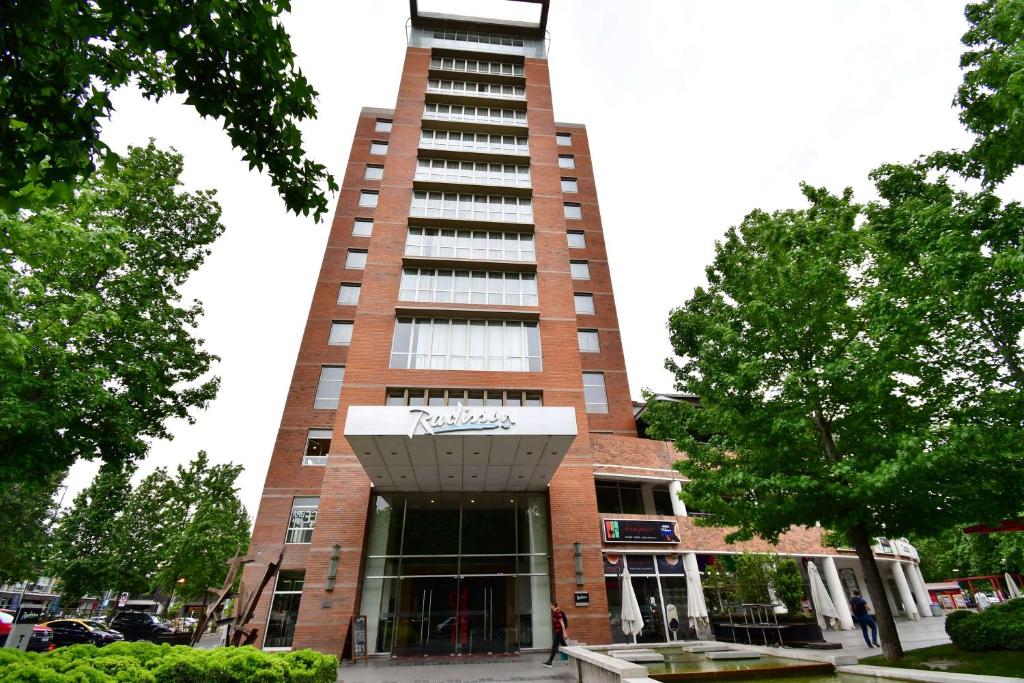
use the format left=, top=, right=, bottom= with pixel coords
left=851, top=523, right=903, bottom=660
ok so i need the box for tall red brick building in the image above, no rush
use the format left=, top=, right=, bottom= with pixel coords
left=244, top=1, right=934, bottom=655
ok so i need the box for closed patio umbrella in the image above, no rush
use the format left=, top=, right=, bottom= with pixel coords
left=808, top=562, right=840, bottom=630
left=1006, top=573, right=1022, bottom=600
left=620, top=566, right=643, bottom=644
left=682, top=554, right=712, bottom=640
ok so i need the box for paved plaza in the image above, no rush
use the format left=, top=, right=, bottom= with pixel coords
left=336, top=616, right=951, bottom=682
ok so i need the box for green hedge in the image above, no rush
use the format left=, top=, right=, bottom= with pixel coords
left=946, top=599, right=1024, bottom=652
left=0, top=642, right=338, bottom=683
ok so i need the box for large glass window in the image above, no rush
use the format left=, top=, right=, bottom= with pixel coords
left=265, top=571, right=304, bottom=648
left=429, top=55, right=524, bottom=77
left=314, top=366, right=345, bottom=409
left=595, top=480, right=645, bottom=514
left=583, top=372, right=609, bottom=413
left=389, top=318, right=541, bottom=372
left=410, top=191, right=532, bottom=223
left=423, top=103, right=527, bottom=127
left=385, top=388, right=542, bottom=406
left=415, top=158, right=530, bottom=187
left=285, top=497, right=319, bottom=544
left=420, top=129, right=529, bottom=156
left=405, top=228, right=535, bottom=262
left=399, top=268, right=537, bottom=306
left=426, top=78, right=525, bottom=100
left=301, top=429, right=332, bottom=466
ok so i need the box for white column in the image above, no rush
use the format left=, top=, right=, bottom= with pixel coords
left=892, top=562, right=920, bottom=621
left=880, top=568, right=900, bottom=614
left=907, top=563, right=933, bottom=617
left=668, top=480, right=687, bottom=516
left=822, top=557, right=855, bottom=630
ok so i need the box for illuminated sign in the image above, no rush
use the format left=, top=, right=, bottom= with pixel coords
left=603, top=519, right=681, bottom=544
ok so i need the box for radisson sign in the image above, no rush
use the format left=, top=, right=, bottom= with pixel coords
left=408, top=405, right=517, bottom=437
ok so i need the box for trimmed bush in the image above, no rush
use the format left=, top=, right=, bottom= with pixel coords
left=0, top=642, right=338, bottom=683
left=947, top=599, right=1024, bottom=651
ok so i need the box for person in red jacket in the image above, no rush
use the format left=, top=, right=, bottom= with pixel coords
left=542, top=601, right=568, bottom=667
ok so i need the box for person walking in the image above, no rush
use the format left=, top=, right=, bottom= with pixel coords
left=849, top=590, right=879, bottom=648
left=542, top=601, right=569, bottom=667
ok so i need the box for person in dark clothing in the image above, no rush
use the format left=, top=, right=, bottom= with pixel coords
left=542, top=601, right=569, bottom=667
left=849, top=590, right=879, bottom=648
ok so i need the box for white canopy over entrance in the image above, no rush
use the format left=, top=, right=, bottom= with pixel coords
left=344, top=405, right=577, bottom=492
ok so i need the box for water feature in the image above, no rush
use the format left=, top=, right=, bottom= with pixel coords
left=644, top=648, right=833, bottom=680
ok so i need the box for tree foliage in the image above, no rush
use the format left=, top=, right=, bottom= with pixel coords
left=0, top=143, right=222, bottom=499
left=0, top=0, right=336, bottom=218
left=913, top=528, right=1024, bottom=582
left=49, top=452, right=250, bottom=605
left=0, top=476, right=60, bottom=584
left=957, top=0, right=1024, bottom=184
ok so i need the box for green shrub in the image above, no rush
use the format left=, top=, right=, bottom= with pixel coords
left=947, top=600, right=1024, bottom=651
left=0, top=643, right=338, bottom=683
left=773, top=559, right=806, bottom=615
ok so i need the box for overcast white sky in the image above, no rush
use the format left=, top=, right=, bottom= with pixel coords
left=64, top=0, right=1014, bottom=518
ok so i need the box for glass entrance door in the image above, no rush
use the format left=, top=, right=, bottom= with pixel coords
left=392, top=576, right=460, bottom=656
left=460, top=575, right=517, bottom=654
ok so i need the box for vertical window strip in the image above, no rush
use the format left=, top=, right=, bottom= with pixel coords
left=285, top=497, right=319, bottom=543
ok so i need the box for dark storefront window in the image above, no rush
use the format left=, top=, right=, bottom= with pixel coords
left=652, top=485, right=675, bottom=516
left=595, top=480, right=645, bottom=514
left=265, top=571, right=304, bottom=648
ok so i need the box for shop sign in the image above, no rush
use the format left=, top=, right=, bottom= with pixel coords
left=603, top=519, right=680, bottom=544
left=408, top=405, right=516, bottom=437
left=574, top=591, right=589, bottom=607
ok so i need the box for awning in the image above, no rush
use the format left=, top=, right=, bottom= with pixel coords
left=344, top=405, right=577, bottom=492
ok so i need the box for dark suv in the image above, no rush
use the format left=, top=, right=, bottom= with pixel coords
left=108, top=611, right=173, bottom=642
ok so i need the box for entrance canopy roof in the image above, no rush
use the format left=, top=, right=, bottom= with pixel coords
left=344, top=405, right=577, bottom=492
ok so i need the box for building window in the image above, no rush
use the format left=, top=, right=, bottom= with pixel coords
left=353, top=218, right=373, bottom=237
left=314, top=366, right=345, bottom=409
left=285, top=497, right=319, bottom=544
left=426, top=78, right=526, bottom=100
left=405, top=228, right=535, bottom=262
left=652, top=484, right=675, bottom=516
left=423, top=103, right=527, bottom=127
left=570, top=260, right=590, bottom=280
left=328, top=321, right=353, bottom=345
left=411, top=191, right=532, bottom=223
left=429, top=55, right=525, bottom=77
left=338, top=283, right=361, bottom=305
left=264, top=571, right=304, bottom=648
left=420, top=129, right=529, bottom=156
left=567, top=231, right=586, bottom=249
left=415, top=158, right=530, bottom=188
left=561, top=177, right=578, bottom=193
left=375, top=119, right=392, bottom=133
left=595, top=480, right=646, bottom=514
left=564, top=203, right=582, bottom=220
left=583, top=372, right=609, bottom=413
left=390, top=318, right=542, bottom=371
left=364, top=165, right=384, bottom=180
left=399, top=268, right=538, bottom=306
left=302, top=429, right=332, bottom=466
left=345, top=249, right=368, bottom=270
left=556, top=133, right=572, bottom=146
left=387, top=388, right=542, bottom=406
left=578, top=329, right=600, bottom=353
left=574, top=293, right=595, bottom=315
left=358, top=191, right=378, bottom=208
left=370, top=140, right=388, bottom=155
left=558, top=154, right=575, bottom=169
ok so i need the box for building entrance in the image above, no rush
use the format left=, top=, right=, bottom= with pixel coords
left=360, top=493, right=553, bottom=655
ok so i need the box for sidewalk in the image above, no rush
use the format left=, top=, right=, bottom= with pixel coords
left=822, top=614, right=951, bottom=660
left=338, top=650, right=575, bottom=683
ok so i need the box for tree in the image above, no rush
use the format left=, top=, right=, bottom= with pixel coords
left=912, top=527, right=1024, bottom=582
left=48, top=465, right=134, bottom=602
left=1, top=0, right=337, bottom=218
left=773, top=560, right=806, bottom=616
left=643, top=176, right=1024, bottom=660
left=0, top=476, right=60, bottom=584
left=956, top=0, right=1024, bottom=185
left=0, top=143, right=222, bottom=504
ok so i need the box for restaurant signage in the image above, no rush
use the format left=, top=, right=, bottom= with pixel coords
left=603, top=519, right=681, bottom=544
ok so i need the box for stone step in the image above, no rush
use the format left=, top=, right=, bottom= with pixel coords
left=682, top=644, right=732, bottom=653
left=608, top=649, right=665, bottom=662
left=705, top=651, right=762, bottom=660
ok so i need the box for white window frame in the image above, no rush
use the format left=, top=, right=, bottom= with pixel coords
left=364, top=165, right=384, bottom=181
left=415, top=158, right=530, bottom=188
left=558, top=155, right=575, bottom=169
left=405, top=228, right=535, bottom=263
left=314, top=366, right=345, bottom=409
left=399, top=268, right=538, bottom=306
left=301, top=429, right=332, bottom=466
left=426, top=78, right=526, bottom=100
left=358, top=190, right=378, bottom=208
left=328, top=321, right=353, bottom=346
left=419, top=129, right=529, bottom=156
left=345, top=249, right=368, bottom=270
left=285, top=497, right=319, bottom=543
left=556, top=133, right=572, bottom=146
left=352, top=219, right=373, bottom=237
left=411, top=191, right=532, bottom=223
left=389, top=318, right=542, bottom=372
left=374, top=119, right=392, bottom=133
left=570, top=260, right=591, bottom=280
left=561, top=177, right=578, bottom=193
left=567, top=231, right=586, bottom=249
left=564, top=203, right=582, bottom=220
left=370, top=140, right=388, bottom=155
left=423, top=102, right=527, bottom=127
left=583, top=372, right=609, bottom=413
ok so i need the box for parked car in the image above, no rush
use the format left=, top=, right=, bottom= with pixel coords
left=43, top=619, right=123, bottom=647
left=0, top=610, right=12, bottom=644
left=108, top=611, right=174, bottom=642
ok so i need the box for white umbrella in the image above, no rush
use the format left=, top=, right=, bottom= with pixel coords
left=807, top=563, right=840, bottom=630
left=620, top=566, right=643, bottom=644
left=1006, top=573, right=1022, bottom=600
left=682, top=554, right=712, bottom=640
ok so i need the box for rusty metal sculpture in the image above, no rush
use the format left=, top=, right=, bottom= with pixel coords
left=188, top=548, right=284, bottom=648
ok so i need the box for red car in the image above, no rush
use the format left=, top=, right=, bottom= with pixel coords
left=0, top=609, right=55, bottom=652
